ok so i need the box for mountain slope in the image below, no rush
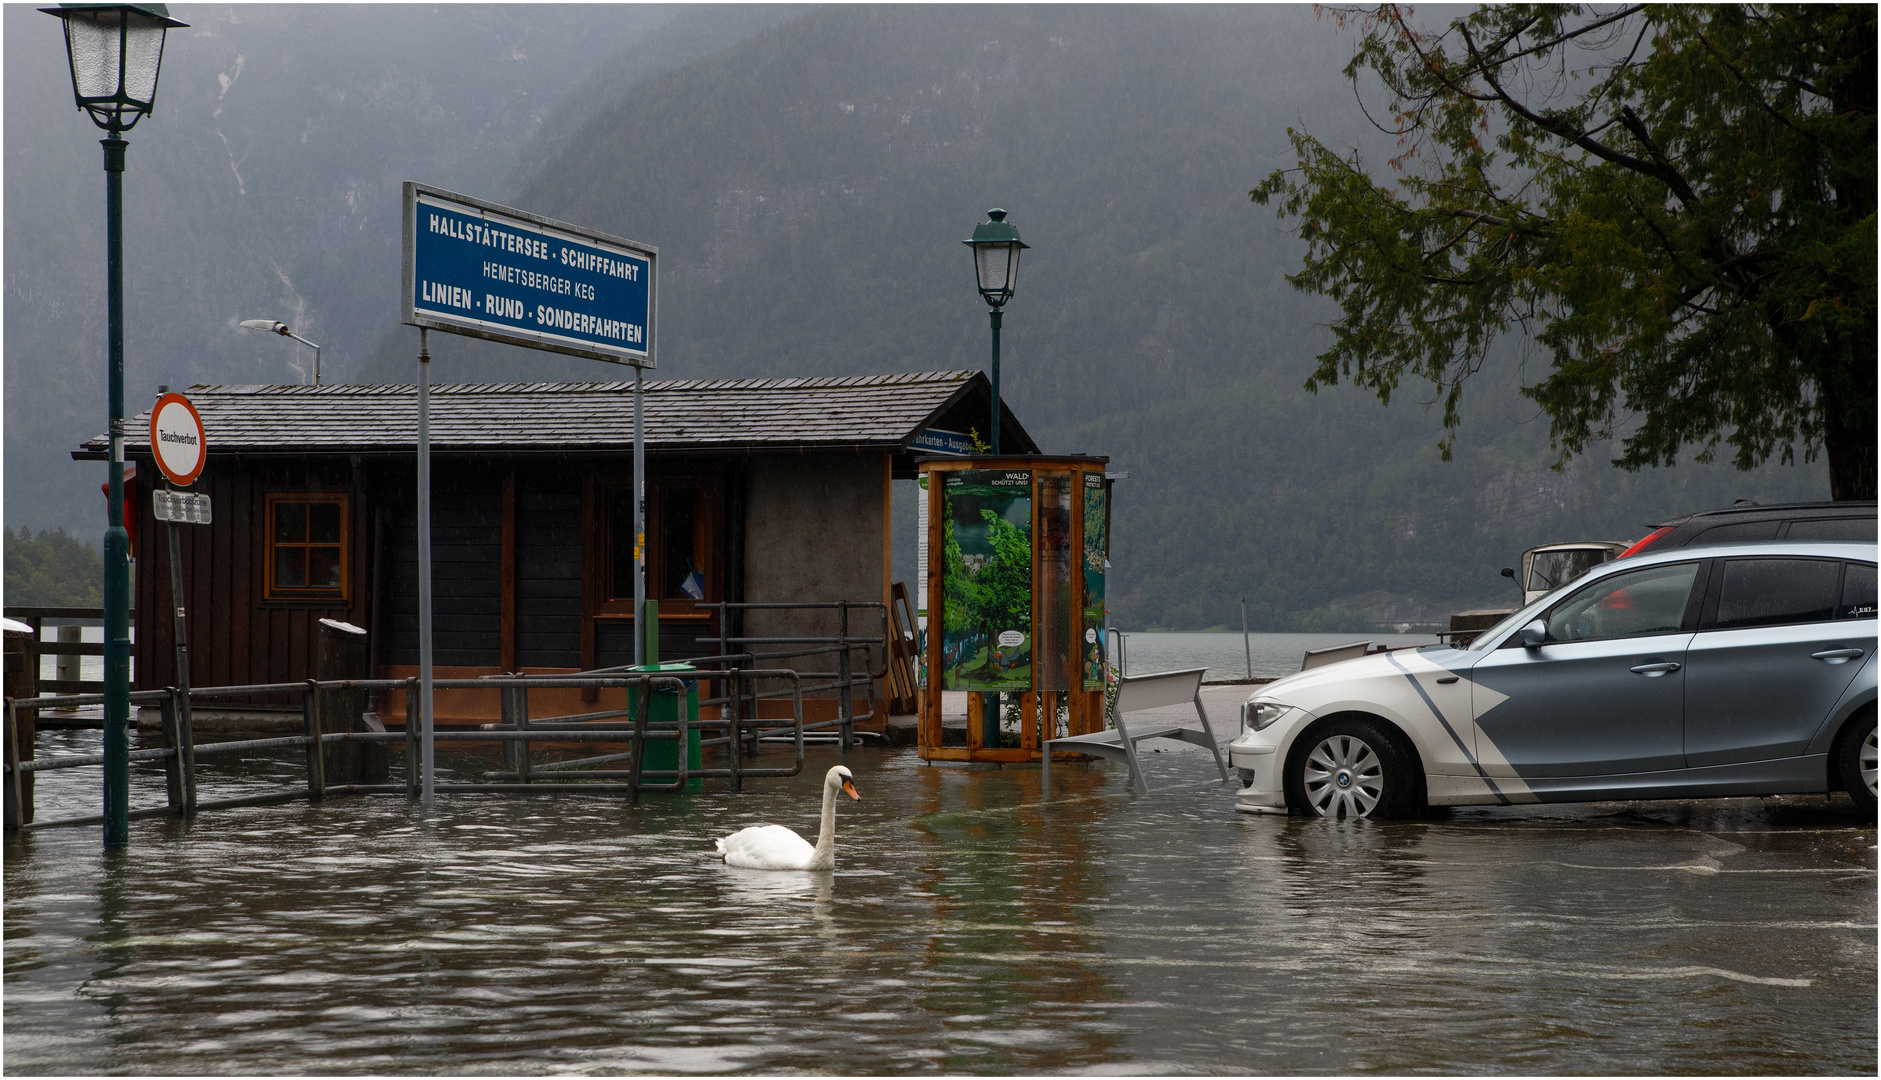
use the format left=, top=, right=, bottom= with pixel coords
left=485, top=5, right=1828, bottom=628
left=7, top=5, right=1828, bottom=629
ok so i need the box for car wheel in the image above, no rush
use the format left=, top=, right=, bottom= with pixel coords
left=1286, top=718, right=1414, bottom=819
left=1837, top=709, right=1877, bottom=818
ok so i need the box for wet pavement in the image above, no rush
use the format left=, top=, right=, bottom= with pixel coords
left=4, top=718, right=1874, bottom=1074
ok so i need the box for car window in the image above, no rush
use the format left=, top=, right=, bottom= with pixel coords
left=1713, top=559, right=1841, bottom=630
left=1842, top=562, right=1877, bottom=620
left=1469, top=593, right=1559, bottom=650
left=1692, top=520, right=1780, bottom=544
left=1542, top=562, right=1699, bottom=644
left=1784, top=517, right=1877, bottom=541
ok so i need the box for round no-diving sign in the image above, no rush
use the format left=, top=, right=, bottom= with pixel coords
left=149, top=392, right=206, bottom=486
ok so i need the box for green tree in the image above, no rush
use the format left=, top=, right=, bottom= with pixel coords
left=4, top=526, right=103, bottom=607
left=1252, top=5, right=1875, bottom=500
left=939, top=507, right=1033, bottom=679
left=941, top=514, right=980, bottom=641
left=974, top=509, right=1033, bottom=675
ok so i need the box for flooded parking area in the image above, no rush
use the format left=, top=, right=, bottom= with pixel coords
left=5, top=726, right=1875, bottom=1074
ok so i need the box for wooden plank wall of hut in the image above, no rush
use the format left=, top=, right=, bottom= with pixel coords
left=514, top=465, right=584, bottom=669
left=379, top=461, right=504, bottom=667
left=132, top=456, right=371, bottom=692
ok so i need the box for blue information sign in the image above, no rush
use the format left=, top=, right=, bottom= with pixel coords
left=402, top=183, right=656, bottom=366
left=911, top=428, right=974, bottom=455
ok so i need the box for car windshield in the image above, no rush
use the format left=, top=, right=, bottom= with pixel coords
left=1527, top=548, right=1611, bottom=592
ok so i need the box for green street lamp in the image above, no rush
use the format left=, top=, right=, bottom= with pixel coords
left=963, top=209, right=1028, bottom=454
left=43, top=1, right=185, bottom=848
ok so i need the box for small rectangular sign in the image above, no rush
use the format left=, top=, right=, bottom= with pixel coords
left=153, top=489, right=212, bottom=525
left=911, top=428, right=975, bottom=456
left=402, top=183, right=656, bottom=367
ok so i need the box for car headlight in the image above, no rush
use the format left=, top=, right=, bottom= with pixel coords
left=1244, top=702, right=1289, bottom=733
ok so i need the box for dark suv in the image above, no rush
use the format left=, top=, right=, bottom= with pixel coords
left=1621, top=501, right=1877, bottom=557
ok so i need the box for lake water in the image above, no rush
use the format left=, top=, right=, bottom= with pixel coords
left=5, top=721, right=1873, bottom=1075
left=1111, top=631, right=1437, bottom=680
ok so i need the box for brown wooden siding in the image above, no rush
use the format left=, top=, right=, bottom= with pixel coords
left=514, top=465, right=583, bottom=668
left=134, top=457, right=366, bottom=692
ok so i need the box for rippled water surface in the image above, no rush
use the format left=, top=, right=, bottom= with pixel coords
left=1114, top=631, right=1436, bottom=680
left=5, top=730, right=1875, bottom=1075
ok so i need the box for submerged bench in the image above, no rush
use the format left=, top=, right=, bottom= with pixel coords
left=1042, top=667, right=1229, bottom=795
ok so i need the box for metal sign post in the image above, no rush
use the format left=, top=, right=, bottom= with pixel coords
left=417, top=330, right=434, bottom=802
left=401, top=183, right=656, bottom=800
left=149, top=392, right=210, bottom=806
left=634, top=365, right=646, bottom=668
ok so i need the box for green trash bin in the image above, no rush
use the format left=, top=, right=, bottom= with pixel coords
left=628, top=662, right=703, bottom=792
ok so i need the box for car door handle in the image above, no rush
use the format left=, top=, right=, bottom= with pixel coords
left=1629, top=661, right=1681, bottom=676
left=1811, top=648, right=1865, bottom=664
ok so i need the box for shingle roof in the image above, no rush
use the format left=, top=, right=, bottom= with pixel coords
left=79, top=370, right=1038, bottom=457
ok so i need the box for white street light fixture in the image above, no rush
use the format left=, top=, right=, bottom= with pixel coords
left=241, top=318, right=322, bottom=385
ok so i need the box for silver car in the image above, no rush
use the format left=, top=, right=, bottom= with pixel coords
left=1230, top=541, right=1878, bottom=818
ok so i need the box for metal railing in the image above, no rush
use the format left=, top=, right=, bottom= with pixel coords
left=568, top=600, right=892, bottom=757
left=697, top=599, right=888, bottom=756
left=4, top=606, right=119, bottom=697
left=475, top=668, right=806, bottom=793
left=3, top=670, right=808, bottom=833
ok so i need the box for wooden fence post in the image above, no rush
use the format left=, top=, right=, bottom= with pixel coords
left=302, top=680, right=325, bottom=801
left=3, top=700, right=22, bottom=830
left=315, top=620, right=369, bottom=782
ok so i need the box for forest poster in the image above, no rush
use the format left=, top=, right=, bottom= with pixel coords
left=941, top=470, right=1032, bottom=691
left=1083, top=473, right=1107, bottom=690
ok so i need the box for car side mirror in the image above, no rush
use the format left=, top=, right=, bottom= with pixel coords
left=1500, top=567, right=1516, bottom=580
left=1519, top=620, right=1548, bottom=649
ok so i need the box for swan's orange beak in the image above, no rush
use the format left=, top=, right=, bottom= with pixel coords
left=841, top=779, right=860, bottom=801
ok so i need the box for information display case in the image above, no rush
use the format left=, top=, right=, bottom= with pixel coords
left=915, top=455, right=1111, bottom=762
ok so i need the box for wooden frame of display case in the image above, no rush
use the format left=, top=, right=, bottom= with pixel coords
left=917, top=455, right=1110, bottom=762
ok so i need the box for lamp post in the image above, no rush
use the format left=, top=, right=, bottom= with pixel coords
left=43, top=1, right=185, bottom=848
left=240, top=319, right=322, bottom=385
left=963, top=209, right=1028, bottom=454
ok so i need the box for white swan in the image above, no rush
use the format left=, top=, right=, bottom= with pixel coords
left=714, top=765, right=860, bottom=871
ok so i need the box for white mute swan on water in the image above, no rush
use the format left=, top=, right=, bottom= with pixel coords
left=714, top=765, right=860, bottom=871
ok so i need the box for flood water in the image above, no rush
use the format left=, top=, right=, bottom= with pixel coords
left=1114, top=631, right=1436, bottom=680
left=5, top=723, right=1875, bottom=1075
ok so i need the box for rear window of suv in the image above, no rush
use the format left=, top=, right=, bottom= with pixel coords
left=1713, top=558, right=1874, bottom=630
left=1843, top=563, right=1877, bottom=620
left=1694, top=521, right=1781, bottom=544
left=1784, top=517, right=1877, bottom=541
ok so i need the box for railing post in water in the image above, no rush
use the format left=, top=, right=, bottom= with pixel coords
left=303, top=680, right=325, bottom=801
left=742, top=654, right=759, bottom=759
left=404, top=677, right=419, bottom=799
left=627, top=675, right=651, bottom=804
left=175, top=686, right=197, bottom=812
left=728, top=668, right=744, bottom=792
left=516, top=681, right=532, bottom=783
left=504, top=684, right=534, bottom=786
left=838, top=601, right=853, bottom=753
left=3, top=699, right=21, bottom=831
left=160, top=690, right=183, bottom=812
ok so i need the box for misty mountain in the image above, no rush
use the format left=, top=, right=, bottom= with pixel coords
left=4, top=3, right=768, bottom=533
left=372, top=5, right=1825, bottom=627
left=5, top=5, right=1827, bottom=630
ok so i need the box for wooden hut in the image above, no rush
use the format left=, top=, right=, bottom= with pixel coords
left=75, top=371, right=1036, bottom=723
